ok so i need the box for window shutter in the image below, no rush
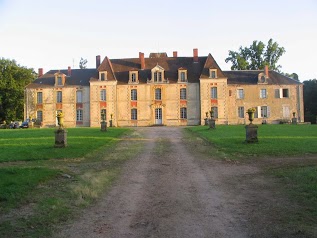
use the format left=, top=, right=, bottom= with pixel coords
left=279, top=88, right=283, bottom=98
left=275, top=89, right=279, bottom=98
left=267, top=106, right=270, bottom=118
left=258, top=106, right=262, bottom=118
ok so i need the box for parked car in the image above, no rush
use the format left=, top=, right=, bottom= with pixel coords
left=19, top=121, right=29, bottom=128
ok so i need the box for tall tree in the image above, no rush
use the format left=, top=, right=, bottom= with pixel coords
left=225, top=39, right=286, bottom=71
left=79, top=57, right=88, bottom=69
left=0, top=58, right=36, bottom=122
left=303, top=79, right=317, bottom=124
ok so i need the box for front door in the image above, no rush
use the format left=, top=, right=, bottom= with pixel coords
left=155, top=108, right=162, bottom=125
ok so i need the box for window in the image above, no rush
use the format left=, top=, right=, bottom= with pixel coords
left=237, top=89, right=244, bottom=99
left=238, top=106, right=244, bottom=118
left=57, top=77, right=62, bottom=86
left=180, top=107, right=187, bottom=119
left=211, top=106, right=218, bottom=118
left=37, top=111, right=43, bottom=122
left=211, top=87, right=217, bottom=99
left=76, top=109, right=83, bottom=121
left=155, top=88, right=161, bottom=100
left=131, top=108, right=137, bottom=120
left=154, top=72, right=162, bottom=82
left=100, top=89, right=106, bottom=101
left=57, top=91, right=62, bottom=103
left=37, top=92, right=43, bottom=104
left=260, top=89, right=267, bottom=98
left=209, top=69, right=217, bottom=78
left=76, top=91, right=82, bottom=103
left=180, top=72, right=186, bottom=82
left=100, top=109, right=106, bottom=121
left=101, top=73, right=105, bottom=81
left=261, top=106, right=268, bottom=118
left=180, top=88, right=187, bottom=100
left=282, top=89, right=289, bottom=98
left=131, top=89, right=137, bottom=100
left=131, top=73, right=136, bottom=82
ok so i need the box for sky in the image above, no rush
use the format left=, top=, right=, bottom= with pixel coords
left=0, top=0, right=316, bottom=81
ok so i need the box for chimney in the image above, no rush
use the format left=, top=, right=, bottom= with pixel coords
left=96, top=55, right=101, bottom=68
left=68, top=66, right=71, bottom=76
left=38, top=68, right=43, bottom=77
left=193, top=48, right=198, bottom=63
left=264, top=65, right=269, bottom=77
left=173, top=51, right=178, bottom=57
left=139, top=52, right=145, bottom=70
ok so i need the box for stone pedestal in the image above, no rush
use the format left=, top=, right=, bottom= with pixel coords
left=292, top=118, right=298, bottom=125
left=204, top=118, right=208, bottom=126
left=101, top=121, right=107, bottom=131
left=245, top=124, right=258, bottom=143
left=209, top=119, right=216, bottom=129
left=54, top=129, right=67, bottom=148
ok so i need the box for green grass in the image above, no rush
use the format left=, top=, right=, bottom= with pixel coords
left=0, top=127, right=142, bottom=238
left=0, top=128, right=128, bottom=162
left=271, top=166, right=317, bottom=230
left=0, top=167, right=59, bottom=209
left=186, top=124, right=317, bottom=158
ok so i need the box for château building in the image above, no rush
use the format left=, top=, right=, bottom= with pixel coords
left=24, top=49, right=304, bottom=127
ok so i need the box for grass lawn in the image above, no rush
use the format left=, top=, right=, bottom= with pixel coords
left=0, top=127, right=142, bottom=238
left=0, top=128, right=127, bottom=162
left=186, top=124, right=317, bottom=158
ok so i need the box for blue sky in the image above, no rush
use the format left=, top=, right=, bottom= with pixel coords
left=0, top=0, right=316, bottom=80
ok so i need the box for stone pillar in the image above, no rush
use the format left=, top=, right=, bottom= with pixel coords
left=245, top=124, right=258, bottom=143
left=54, top=129, right=67, bottom=148
left=209, top=119, right=216, bottom=129
left=101, top=121, right=107, bottom=131
left=292, top=118, right=298, bottom=125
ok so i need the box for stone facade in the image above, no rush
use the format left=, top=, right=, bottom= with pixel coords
left=24, top=49, right=304, bottom=127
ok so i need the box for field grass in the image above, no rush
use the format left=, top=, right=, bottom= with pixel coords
left=186, top=124, right=317, bottom=158
left=0, top=128, right=127, bottom=162
left=0, top=127, right=143, bottom=238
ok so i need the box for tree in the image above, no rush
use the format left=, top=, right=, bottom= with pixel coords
left=303, top=79, right=317, bottom=124
left=283, top=72, right=299, bottom=81
left=0, top=58, right=36, bottom=122
left=225, top=39, right=286, bottom=71
left=79, top=57, right=88, bottom=69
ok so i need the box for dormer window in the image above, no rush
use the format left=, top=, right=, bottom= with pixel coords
left=54, top=72, right=65, bottom=86
left=99, top=71, right=107, bottom=81
left=129, top=71, right=139, bottom=84
left=151, top=65, right=165, bottom=83
left=209, top=69, right=217, bottom=79
left=178, top=68, right=187, bottom=82
left=258, top=72, right=268, bottom=84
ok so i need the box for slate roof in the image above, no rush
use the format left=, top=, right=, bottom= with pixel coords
left=26, top=69, right=98, bottom=88
left=224, top=70, right=301, bottom=85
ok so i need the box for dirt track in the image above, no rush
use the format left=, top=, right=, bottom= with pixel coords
left=54, top=127, right=312, bottom=238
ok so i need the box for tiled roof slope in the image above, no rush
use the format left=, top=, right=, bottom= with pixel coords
left=200, top=54, right=226, bottom=79
left=26, top=69, right=98, bottom=88
left=224, top=70, right=301, bottom=85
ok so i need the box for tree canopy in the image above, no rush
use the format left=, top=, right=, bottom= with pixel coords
left=0, top=58, right=36, bottom=122
left=79, top=57, right=88, bottom=69
left=303, top=79, right=317, bottom=124
left=225, top=39, right=286, bottom=71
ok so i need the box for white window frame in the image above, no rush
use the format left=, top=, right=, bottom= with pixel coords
left=76, top=90, right=82, bottom=103
left=57, top=91, right=62, bottom=103
left=131, top=89, right=137, bottom=101
left=238, top=106, right=244, bottom=118
left=180, top=88, right=187, bottom=100
left=211, top=87, right=217, bottom=99
left=57, top=76, right=62, bottom=86
left=260, top=89, right=267, bottom=99
left=155, top=88, right=162, bottom=100
left=209, top=69, right=217, bottom=78
left=261, top=106, right=268, bottom=118
left=76, top=109, right=83, bottom=121
left=237, top=89, right=244, bottom=99
left=37, top=92, right=43, bottom=104
left=131, top=108, right=137, bottom=120
left=180, top=107, right=187, bottom=119
left=100, top=89, right=106, bottom=101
